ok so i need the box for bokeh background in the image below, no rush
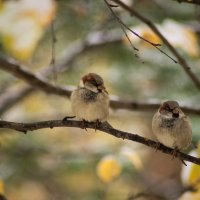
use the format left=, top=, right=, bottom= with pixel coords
left=0, top=0, right=200, bottom=199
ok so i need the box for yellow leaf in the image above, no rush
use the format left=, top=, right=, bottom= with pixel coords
left=0, top=180, right=5, bottom=195
left=125, top=20, right=199, bottom=57
left=121, top=147, right=143, bottom=170
left=0, top=0, right=56, bottom=60
left=1, top=19, right=43, bottom=60
left=179, top=148, right=200, bottom=200
left=96, top=156, right=122, bottom=184
left=124, top=25, right=161, bottom=48
left=181, top=149, right=200, bottom=186
left=162, top=20, right=199, bottom=57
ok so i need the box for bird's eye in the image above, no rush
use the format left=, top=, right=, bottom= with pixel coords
left=90, top=79, right=98, bottom=86
left=165, top=106, right=171, bottom=111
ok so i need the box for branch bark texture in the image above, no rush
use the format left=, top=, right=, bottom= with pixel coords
left=0, top=119, right=199, bottom=165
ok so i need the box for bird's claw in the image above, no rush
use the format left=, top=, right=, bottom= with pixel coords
left=171, top=147, right=179, bottom=159
left=171, top=147, right=187, bottom=166
left=154, top=142, right=160, bottom=152
left=94, top=120, right=101, bottom=132
left=81, top=119, right=88, bottom=131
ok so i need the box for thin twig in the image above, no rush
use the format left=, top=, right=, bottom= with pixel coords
left=50, top=19, right=57, bottom=83
left=112, top=0, right=200, bottom=91
left=104, top=0, right=139, bottom=58
left=0, top=31, right=123, bottom=115
left=105, top=0, right=161, bottom=47
left=0, top=119, right=199, bottom=165
left=105, top=0, right=179, bottom=63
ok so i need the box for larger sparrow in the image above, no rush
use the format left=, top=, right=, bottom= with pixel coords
left=152, top=100, right=192, bottom=150
left=71, top=73, right=109, bottom=123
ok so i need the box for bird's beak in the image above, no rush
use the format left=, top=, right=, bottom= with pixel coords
left=98, top=85, right=108, bottom=94
left=173, top=108, right=179, bottom=114
left=172, top=107, right=179, bottom=118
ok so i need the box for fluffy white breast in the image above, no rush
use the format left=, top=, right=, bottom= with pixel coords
left=71, top=88, right=109, bottom=122
left=152, top=112, right=192, bottom=149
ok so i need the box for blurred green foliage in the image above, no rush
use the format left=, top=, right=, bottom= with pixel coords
left=0, top=0, right=200, bottom=199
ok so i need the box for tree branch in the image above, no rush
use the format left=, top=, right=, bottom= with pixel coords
left=105, top=0, right=179, bottom=63
left=0, top=119, right=199, bottom=165
left=44, top=30, right=122, bottom=75
left=110, top=99, right=200, bottom=116
left=173, top=0, right=200, bottom=5
left=0, top=57, right=72, bottom=97
left=0, top=57, right=200, bottom=116
left=0, top=31, right=122, bottom=115
left=56, top=30, right=123, bottom=71
left=112, top=0, right=200, bottom=91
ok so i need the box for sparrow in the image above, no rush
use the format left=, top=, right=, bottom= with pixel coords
left=70, top=73, right=109, bottom=126
left=152, top=100, right=192, bottom=151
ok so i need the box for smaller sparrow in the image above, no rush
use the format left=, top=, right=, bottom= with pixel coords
left=71, top=73, right=109, bottom=126
left=152, top=101, right=192, bottom=151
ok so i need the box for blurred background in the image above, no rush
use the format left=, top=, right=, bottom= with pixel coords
left=0, top=0, right=200, bottom=199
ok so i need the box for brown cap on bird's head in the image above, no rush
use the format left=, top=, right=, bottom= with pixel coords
left=159, top=100, right=180, bottom=118
left=162, top=100, right=179, bottom=110
left=80, top=73, right=108, bottom=93
left=82, top=73, right=104, bottom=87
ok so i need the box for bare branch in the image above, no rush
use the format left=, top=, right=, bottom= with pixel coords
left=0, top=57, right=72, bottom=97
left=50, top=19, right=57, bottom=82
left=104, top=0, right=140, bottom=59
left=53, top=30, right=122, bottom=73
left=103, top=0, right=180, bottom=63
left=173, top=0, right=200, bottom=5
left=104, top=0, right=161, bottom=47
left=0, top=31, right=123, bottom=115
left=110, top=99, right=200, bottom=116
left=105, top=0, right=178, bottom=63
left=112, top=0, right=200, bottom=91
left=0, top=57, right=200, bottom=116
left=0, top=119, right=199, bottom=165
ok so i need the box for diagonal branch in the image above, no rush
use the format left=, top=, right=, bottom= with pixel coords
left=112, top=0, right=200, bottom=91
left=173, top=0, right=200, bottom=5
left=0, top=57, right=72, bottom=97
left=105, top=0, right=178, bottom=63
left=0, top=31, right=123, bottom=114
left=44, top=30, right=122, bottom=75
left=0, top=119, right=199, bottom=165
left=104, top=0, right=160, bottom=47
left=0, top=57, right=200, bottom=116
